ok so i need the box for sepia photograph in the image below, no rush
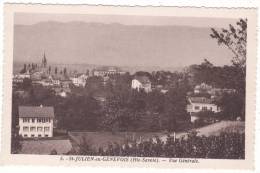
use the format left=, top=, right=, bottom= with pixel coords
left=1, top=4, right=257, bottom=170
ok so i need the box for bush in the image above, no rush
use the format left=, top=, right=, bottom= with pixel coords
left=70, top=132, right=245, bottom=159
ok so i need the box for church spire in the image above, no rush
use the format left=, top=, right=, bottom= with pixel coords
left=42, top=51, right=47, bottom=68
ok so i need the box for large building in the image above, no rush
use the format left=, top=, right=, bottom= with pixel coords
left=92, top=66, right=125, bottom=77
left=70, top=73, right=88, bottom=87
left=18, top=106, right=55, bottom=138
left=131, top=76, right=152, bottom=93
left=187, top=97, right=220, bottom=113
left=186, top=97, right=220, bottom=122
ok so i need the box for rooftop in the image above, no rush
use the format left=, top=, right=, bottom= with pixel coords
left=134, top=75, right=151, bottom=85
left=189, top=97, right=214, bottom=104
left=19, top=106, right=55, bottom=118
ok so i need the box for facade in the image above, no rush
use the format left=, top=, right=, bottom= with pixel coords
left=70, top=73, right=88, bottom=87
left=186, top=97, right=220, bottom=123
left=18, top=106, right=55, bottom=138
left=186, top=97, right=220, bottom=114
left=92, top=66, right=125, bottom=77
left=131, top=76, right=152, bottom=93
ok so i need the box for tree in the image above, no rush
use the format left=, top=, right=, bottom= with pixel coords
left=55, top=67, right=58, bottom=74
left=48, top=66, right=51, bottom=74
left=86, top=69, right=89, bottom=76
left=210, top=19, right=247, bottom=74
left=21, top=78, right=32, bottom=91
left=20, top=64, right=27, bottom=74
left=210, top=19, right=246, bottom=119
left=63, top=68, right=67, bottom=75
left=11, top=128, right=21, bottom=154
left=164, top=85, right=189, bottom=131
left=216, top=93, right=245, bottom=120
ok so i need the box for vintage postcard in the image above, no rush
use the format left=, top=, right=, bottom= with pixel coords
left=0, top=4, right=257, bottom=170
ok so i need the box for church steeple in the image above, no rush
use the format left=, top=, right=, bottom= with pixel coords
left=42, top=52, right=47, bottom=68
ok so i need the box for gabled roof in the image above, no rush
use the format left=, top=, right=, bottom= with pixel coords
left=189, top=97, right=214, bottom=104
left=133, top=76, right=151, bottom=85
left=19, top=106, right=54, bottom=118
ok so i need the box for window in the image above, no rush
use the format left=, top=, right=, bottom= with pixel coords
left=23, top=118, right=30, bottom=123
left=31, top=134, right=35, bottom=137
left=32, top=118, right=35, bottom=123
left=24, top=134, right=28, bottom=137
left=38, top=134, right=41, bottom=137
left=30, top=126, right=36, bottom=132
left=194, top=106, right=200, bottom=110
left=44, top=127, right=50, bottom=132
left=209, top=107, right=213, bottom=111
left=23, top=126, right=29, bottom=132
left=202, top=106, right=207, bottom=111
left=37, top=127, right=43, bottom=132
left=37, top=118, right=41, bottom=123
left=45, top=134, right=49, bottom=137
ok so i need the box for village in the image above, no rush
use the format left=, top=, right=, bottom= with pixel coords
left=11, top=52, right=243, bottom=157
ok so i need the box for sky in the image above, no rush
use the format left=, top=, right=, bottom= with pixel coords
left=13, top=13, right=238, bottom=67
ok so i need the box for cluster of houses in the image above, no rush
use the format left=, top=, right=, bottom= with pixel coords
left=13, top=54, right=127, bottom=97
left=15, top=54, right=237, bottom=141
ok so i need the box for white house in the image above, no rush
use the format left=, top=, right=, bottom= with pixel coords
left=131, top=76, right=152, bottom=93
left=18, top=105, right=55, bottom=138
left=70, top=73, right=88, bottom=87
left=187, top=97, right=220, bottom=113
left=186, top=97, right=220, bottom=122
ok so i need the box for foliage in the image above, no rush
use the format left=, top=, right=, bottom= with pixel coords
left=11, top=128, right=22, bottom=154
left=210, top=19, right=247, bottom=74
left=71, top=132, right=245, bottom=159
left=209, top=19, right=246, bottom=120
left=216, top=93, right=245, bottom=120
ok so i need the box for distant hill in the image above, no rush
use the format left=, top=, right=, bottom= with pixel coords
left=13, top=21, right=233, bottom=68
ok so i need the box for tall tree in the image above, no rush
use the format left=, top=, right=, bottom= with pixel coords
left=210, top=19, right=246, bottom=119
left=55, top=67, right=58, bottom=75
left=63, top=67, right=67, bottom=75
left=210, top=19, right=247, bottom=74
left=20, top=64, right=27, bottom=74
left=48, top=66, right=51, bottom=74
